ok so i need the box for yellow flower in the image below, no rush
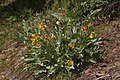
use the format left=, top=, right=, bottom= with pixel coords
left=32, top=34, right=37, bottom=37
left=89, top=33, right=94, bottom=38
left=34, top=36, right=40, bottom=42
left=38, top=22, right=47, bottom=31
left=31, top=38, right=36, bottom=45
left=81, top=26, right=87, bottom=33
left=36, top=42, right=42, bottom=46
left=65, top=60, right=74, bottom=65
left=69, top=44, right=75, bottom=49
left=31, top=34, right=40, bottom=45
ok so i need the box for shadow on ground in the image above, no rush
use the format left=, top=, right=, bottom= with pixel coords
left=0, top=0, right=49, bottom=20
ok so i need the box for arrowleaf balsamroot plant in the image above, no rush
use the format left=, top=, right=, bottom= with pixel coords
left=19, top=0, right=107, bottom=78
left=21, top=11, right=102, bottom=77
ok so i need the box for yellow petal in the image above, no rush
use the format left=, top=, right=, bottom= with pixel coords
left=38, top=22, right=42, bottom=28
left=36, top=42, right=42, bottom=46
left=89, top=33, right=94, bottom=38
left=65, top=60, right=73, bottom=65
left=81, top=26, right=87, bottom=32
left=69, top=44, right=75, bottom=49
left=31, top=38, right=36, bottom=45
left=32, top=34, right=37, bottom=37
left=35, top=36, right=40, bottom=41
left=38, top=22, right=47, bottom=31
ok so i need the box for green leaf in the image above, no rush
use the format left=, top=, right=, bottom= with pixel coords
left=35, top=69, right=47, bottom=75
left=48, top=65, right=56, bottom=76
left=87, top=39, right=98, bottom=46
left=72, top=27, right=77, bottom=34
left=17, top=32, right=25, bottom=39
left=70, top=39, right=77, bottom=44
left=89, top=59, right=96, bottom=63
left=91, top=8, right=102, bottom=15
left=23, top=57, right=34, bottom=62
left=77, top=45, right=86, bottom=54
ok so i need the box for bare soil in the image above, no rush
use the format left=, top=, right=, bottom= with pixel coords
left=0, top=41, right=34, bottom=80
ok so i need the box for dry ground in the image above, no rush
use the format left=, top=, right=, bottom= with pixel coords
left=0, top=41, right=35, bottom=80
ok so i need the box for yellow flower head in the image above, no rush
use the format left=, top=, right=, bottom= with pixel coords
left=38, top=22, right=47, bottom=31
left=81, top=26, right=87, bottom=33
left=36, top=42, right=42, bottom=46
left=34, top=36, right=40, bottom=42
left=31, top=38, right=36, bottom=45
left=89, top=33, right=94, bottom=38
left=32, top=34, right=37, bottom=37
left=65, top=60, right=74, bottom=65
left=31, top=34, right=40, bottom=45
left=69, top=43, right=75, bottom=49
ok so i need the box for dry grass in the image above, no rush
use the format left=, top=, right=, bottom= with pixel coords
left=0, top=21, right=22, bottom=47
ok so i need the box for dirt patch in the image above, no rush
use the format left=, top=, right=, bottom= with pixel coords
left=0, top=41, right=34, bottom=80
